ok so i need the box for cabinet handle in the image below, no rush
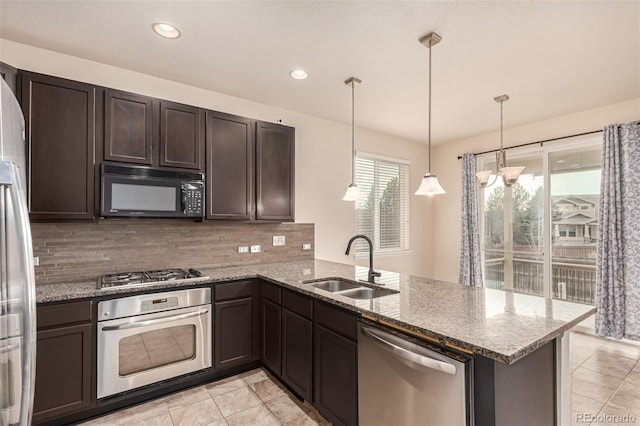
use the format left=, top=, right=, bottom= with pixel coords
left=101, top=309, right=209, bottom=331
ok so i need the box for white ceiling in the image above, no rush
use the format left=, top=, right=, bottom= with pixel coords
left=1, top=1, right=638, bottom=145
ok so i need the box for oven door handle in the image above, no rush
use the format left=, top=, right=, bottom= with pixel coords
left=101, top=309, right=209, bottom=331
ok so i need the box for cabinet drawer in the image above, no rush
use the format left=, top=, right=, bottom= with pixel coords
left=261, top=282, right=281, bottom=304
left=37, top=301, right=93, bottom=329
left=215, top=280, right=253, bottom=301
left=283, top=290, right=312, bottom=319
left=314, top=301, right=357, bottom=342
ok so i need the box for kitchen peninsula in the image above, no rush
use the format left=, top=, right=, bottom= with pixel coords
left=37, top=259, right=595, bottom=425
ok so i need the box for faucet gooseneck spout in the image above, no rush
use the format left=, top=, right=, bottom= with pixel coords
left=345, top=234, right=381, bottom=284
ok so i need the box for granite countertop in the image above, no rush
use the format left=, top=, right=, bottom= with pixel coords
left=36, top=259, right=596, bottom=365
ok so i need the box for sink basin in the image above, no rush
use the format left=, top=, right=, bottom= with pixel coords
left=338, top=287, right=398, bottom=300
left=306, top=279, right=362, bottom=292
left=305, top=279, right=399, bottom=299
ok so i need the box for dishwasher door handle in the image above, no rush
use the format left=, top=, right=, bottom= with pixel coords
left=361, top=326, right=457, bottom=375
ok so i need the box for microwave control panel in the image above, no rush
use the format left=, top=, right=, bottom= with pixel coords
left=183, top=182, right=204, bottom=217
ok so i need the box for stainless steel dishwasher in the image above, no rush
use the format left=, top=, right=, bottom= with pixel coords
left=358, top=322, right=472, bottom=426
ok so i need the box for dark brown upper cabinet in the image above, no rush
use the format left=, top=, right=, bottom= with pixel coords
left=20, top=71, right=98, bottom=220
left=104, top=89, right=203, bottom=171
left=256, top=121, right=295, bottom=221
left=205, top=111, right=254, bottom=220
left=104, top=89, right=154, bottom=165
left=205, top=115, right=295, bottom=222
left=160, top=101, right=203, bottom=170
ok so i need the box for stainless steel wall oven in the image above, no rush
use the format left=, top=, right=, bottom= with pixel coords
left=97, top=288, right=211, bottom=399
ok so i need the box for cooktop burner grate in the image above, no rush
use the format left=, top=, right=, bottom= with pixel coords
left=99, top=268, right=204, bottom=289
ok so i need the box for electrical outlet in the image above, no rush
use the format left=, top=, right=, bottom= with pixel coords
left=33, top=256, right=40, bottom=266
left=302, top=243, right=312, bottom=251
left=250, top=245, right=261, bottom=253
left=238, top=246, right=249, bottom=254
left=273, top=235, right=286, bottom=246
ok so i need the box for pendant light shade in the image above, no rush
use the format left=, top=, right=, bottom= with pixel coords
left=343, top=77, right=363, bottom=201
left=415, top=173, right=446, bottom=196
left=343, top=183, right=363, bottom=201
left=415, top=32, right=446, bottom=197
left=475, top=95, right=524, bottom=188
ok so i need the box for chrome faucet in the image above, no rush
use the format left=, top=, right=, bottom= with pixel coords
left=345, top=234, right=381, bottom=284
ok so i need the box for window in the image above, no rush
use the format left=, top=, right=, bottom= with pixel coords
left=479, top=136, right=601, bottom=304
left=354, top=152, right=410, bottom=254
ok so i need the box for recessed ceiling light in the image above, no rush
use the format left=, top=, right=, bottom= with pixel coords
left=289, top=69, right=309, bottom=80
left=152, top=22, right=181, bottom=39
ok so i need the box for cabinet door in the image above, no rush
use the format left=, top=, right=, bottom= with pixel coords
left=104, top=89, right=154, bottom=165
left=160, top=101, right=203, bottom=170
left=261, top=299, right=282, bottom=376
left=33, top=323, right=92, bottom=423
left=282, top=309, right=313, bottom=401
left=214, top=298, right=253, bottom=369
left=205, top=111, right=254, bottom=219
left=21, top=72, right=97, bottom=220
left=255, top=122, right=295, bottom=221
left=314, top=325, right=358, bottom=426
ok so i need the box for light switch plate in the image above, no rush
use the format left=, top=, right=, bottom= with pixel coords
left=273, top=236, right=286, bottom=246
left=302, top=243, right=312, bottom=251
left=238, top=246, right=249, bottom=254
left=250, top=245, right=261, bottom=253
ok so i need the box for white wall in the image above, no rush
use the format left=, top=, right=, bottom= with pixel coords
left=0, top=39, right=433, bottom=277
left=430, top=98, right=640, bottom=282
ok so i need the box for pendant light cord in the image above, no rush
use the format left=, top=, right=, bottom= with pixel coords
left=351, top=80, right=356, bottom=183
left=428, top=42, right=432, bottom=174
left=499, top=99, right=504, bottom=151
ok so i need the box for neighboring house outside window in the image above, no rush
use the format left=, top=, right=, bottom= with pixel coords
left=354, top=152, right=410, bottom=255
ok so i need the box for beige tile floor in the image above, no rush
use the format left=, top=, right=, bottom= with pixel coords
left=570, top=331, right=640, bottom=425
left=82, top=331, right=640, bottom=426
left=81, top=369, right=330, bottom=426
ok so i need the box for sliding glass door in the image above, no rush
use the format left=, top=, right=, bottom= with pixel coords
left=479, top=137, right=601, bottom=303
left=548, top=146, right=601, bottom=303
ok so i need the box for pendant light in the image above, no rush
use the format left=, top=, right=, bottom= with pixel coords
left=343, top=77, right=364, bottom=201
left=476, top=95, right=525, bottom=188
left=415, top=32, right=446, bottom=196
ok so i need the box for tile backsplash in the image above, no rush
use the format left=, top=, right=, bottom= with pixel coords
left=32, top=220, right=314, bottom=284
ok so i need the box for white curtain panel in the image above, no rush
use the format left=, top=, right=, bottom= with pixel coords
left=596, top=121, right=640, bottom=341
left=459, top=153, right=483, bottom=287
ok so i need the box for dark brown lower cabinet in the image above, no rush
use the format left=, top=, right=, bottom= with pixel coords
left=261, top=298, right=282, bottom=376
left=313, top=303, right=358, bottom=426
left=281, top=309, right=313, bottom=400
left=34, top=302, right=93, bottom=424
left=214, top=297, right=253, bottom=369
left=214, top=280, right=259, bottom=369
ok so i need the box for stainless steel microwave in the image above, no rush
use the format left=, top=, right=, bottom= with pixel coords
left=100, top=162, right=204, bottom=218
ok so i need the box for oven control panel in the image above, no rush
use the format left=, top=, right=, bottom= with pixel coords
left=141, top=297, right=178, bottom=312
left=97, top=288, right=211, bottom=321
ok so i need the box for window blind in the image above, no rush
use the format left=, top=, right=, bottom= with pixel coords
left=354, top=153, right=410, bottom=254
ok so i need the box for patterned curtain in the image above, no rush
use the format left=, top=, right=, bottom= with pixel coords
left=596, top=121, right=640, bottom=341
left=459, top=153, right=483, bottom=287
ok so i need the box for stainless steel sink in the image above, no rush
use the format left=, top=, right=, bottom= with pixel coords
left=307, top=279, right=362, bottom=292
left=338, top=287, right=397, bottom=299
left=305, top=279, right=399, bottom=299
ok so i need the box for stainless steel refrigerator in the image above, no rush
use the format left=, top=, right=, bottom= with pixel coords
left=0, top=77, right=37, bottom=425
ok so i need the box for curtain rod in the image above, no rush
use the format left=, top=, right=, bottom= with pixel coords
left=456, top=129, right=602, bottom=160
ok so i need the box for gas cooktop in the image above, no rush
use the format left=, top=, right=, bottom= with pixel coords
left=98, top=268, right=206, bottom=289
